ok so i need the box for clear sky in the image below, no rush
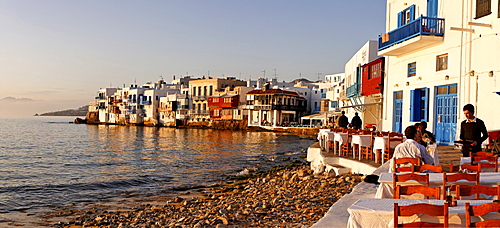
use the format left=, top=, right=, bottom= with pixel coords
left=0, top=0, right=386, bottom=116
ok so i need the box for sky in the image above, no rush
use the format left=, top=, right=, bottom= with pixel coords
left=0, top=0, right=386, bottom=116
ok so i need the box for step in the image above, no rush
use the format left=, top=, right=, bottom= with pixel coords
left=325, top=164, right=350, bottom=176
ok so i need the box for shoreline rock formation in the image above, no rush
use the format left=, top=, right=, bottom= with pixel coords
left=49, top=163, right=365, bottom=227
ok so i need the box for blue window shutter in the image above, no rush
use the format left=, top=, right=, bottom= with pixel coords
left=410, top=90, right=415, bottom=121
left=410, top=89, right=422, bottom=121
left=423, top=88, right=429, bottom=121
left=410, top=5, right=416, bottom=21
left=397, top=12, right=402, bottom=27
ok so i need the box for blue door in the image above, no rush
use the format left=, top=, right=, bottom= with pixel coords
left=393, top=91, right=403, bottom=133
left=427, top=0, right=438, bottom=18
left=434, top=84, right=457, bottom=145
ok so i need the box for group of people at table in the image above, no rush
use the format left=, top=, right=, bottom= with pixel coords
left=346, top=104, right=499, bottom=227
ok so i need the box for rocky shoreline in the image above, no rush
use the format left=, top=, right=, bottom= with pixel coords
left=48, top=163, right=365, bottom=228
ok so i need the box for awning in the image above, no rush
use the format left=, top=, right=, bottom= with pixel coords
left=340, top=102, right=382, bottom=109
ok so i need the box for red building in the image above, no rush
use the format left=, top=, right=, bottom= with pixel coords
left=361, top=57, right=384, bottom=96
left=207, top=95, right=239, bottom=119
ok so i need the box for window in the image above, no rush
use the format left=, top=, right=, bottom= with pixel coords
left=408, top=62, right=417, bottom=77
left=475, top=0, right=491, bottom=19
left=498, top=0, right=500, bottom=18
left=213, top=98, right=219, bottom=103
left=398, top=5, right=415, bottom=27
left=410, top=88, right=429, bottom=122
left=436, top=54, right=448, bottom=71
left=369, top=62, right=382, bottom=79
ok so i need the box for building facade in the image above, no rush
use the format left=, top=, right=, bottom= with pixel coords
left=379, top=0, right=500, bottom=145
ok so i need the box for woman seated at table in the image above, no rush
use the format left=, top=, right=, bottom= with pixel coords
left=391, top=125, right=435, bottom=172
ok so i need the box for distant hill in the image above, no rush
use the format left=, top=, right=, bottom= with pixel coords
left=36, top=105, right=88, bottom=116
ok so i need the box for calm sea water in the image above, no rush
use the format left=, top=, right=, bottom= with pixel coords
left=0, top=116, right=314, bottom=225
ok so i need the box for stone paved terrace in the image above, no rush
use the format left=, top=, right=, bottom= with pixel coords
left=310, top=144, right=463, bottom=227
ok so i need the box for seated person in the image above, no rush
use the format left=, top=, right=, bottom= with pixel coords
left=390, top=125, right=434, bottom=172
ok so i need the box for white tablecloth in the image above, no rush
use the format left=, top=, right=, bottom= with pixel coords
left=333, top=132, right=349, bottom=155
left=375, top=172, right=500, bottom=199
left=373, top=136, right=403, bottom=164
left=351, top=134, right=372, bottom=160
left=347, top=198, right=497, bottom=228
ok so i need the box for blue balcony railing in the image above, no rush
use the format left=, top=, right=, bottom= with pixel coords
left=346, top=83, right=360, bottom=98
left=139, top=100, right=152, bottom=105
left=379, top=16, right=445, bottom=51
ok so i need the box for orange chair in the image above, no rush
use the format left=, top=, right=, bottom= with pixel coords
left=395, top=185, right=441, bottom=199
left=418, top=164, right=443, bottom=173
left=442, top=173, right=480, bottom=200
left=465, top=202, right=500, bottom=228
left=394, top=203, right=448, bottom=227
left=384, top=132, right=403, bottom=162
left=340, top=132, right=352, bottom=157
left=456, top=185, right=500, bottom=200
left=470, top=151, right=494, bottom=157
left=470, top=155, right=498, bottom=165
left=456, top=163, right=498, bottom=173
left=393, top=157, right=420, bottom=173
left=361, top=132, right=375, bottom=160
left=393, top=173, right=429, bottom=189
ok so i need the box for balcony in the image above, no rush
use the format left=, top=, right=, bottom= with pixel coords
left=271, top=105, right=306, bottom=112
left=192, top=96, right=207, bottom=100
left=190, top=110, right=209, bottom=115
left=346, top=83, right=361, bottom=98
left=139, top=100, right=152, bottom=105
left=378, top=17, right=445, bottom=56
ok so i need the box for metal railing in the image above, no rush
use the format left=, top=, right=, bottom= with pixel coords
left=379, top=16, right=445, bottom=51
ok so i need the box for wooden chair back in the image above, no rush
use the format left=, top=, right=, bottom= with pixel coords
left=465, top=202, right=500, bottom=228
left=395, top=185, right=441, bottom=199
left=393, top=173, right=430, bottom=189
left=471, top=155, right=498, bottom=165
left=385, top=132, right=404, bottom=161
left=418, top=164, right=443, bottom=173
left=393, top=157, right=420, bottom=173
left=442, top=172, right=480, bottom=199
left=470, top=151, right=494, bottom=157
left=456, top=185, right=500, bottom=200
left=394, top=203, right=448, bottom=227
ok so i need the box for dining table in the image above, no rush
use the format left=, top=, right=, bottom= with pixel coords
left=374, top=172, right=500, bottom=199
left=372, top=136, right=405, bottom=164
left=351, top=134, right=372, bottom=160
left=333, top=132, right=349, bottom=156
left=347, top=198, right=499, bottom=228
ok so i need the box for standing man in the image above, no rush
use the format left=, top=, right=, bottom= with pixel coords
left=338, top=111, right=349, bottom=128
left=351, top=112, right=362, bottom=130
left=459, top=104, right=488, bottom=156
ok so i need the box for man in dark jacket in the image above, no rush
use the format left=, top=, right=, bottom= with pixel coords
left=338, top=111, right=349, bottom=128
left=459, top=104, right=488, bottom=156
left=351, top=112, right=362, bottom=130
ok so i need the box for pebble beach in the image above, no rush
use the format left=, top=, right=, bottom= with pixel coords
left=48, top=162, right=365, bottom=228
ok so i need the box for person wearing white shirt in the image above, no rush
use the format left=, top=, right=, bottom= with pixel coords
left=390, top=125, right=435, bottom=172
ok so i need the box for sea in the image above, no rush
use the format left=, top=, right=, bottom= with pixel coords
left=0, top=116, right=315, bottom=226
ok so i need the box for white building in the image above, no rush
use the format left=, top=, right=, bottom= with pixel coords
left=379, top=0, right=500, bottom=145
left=341, top=40, right=381, bottom=128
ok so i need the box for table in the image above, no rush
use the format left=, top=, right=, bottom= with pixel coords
left=333, top=132, right=348, bottom=155
left=375, top=172, right=500, bottom=199
left=347, top=198, right=498, bottom=228
left=373, top=136, right=404, bottom=164
left=317, top=130, right=334, bottom=152
left=351, top=134, right=372, bottom=160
